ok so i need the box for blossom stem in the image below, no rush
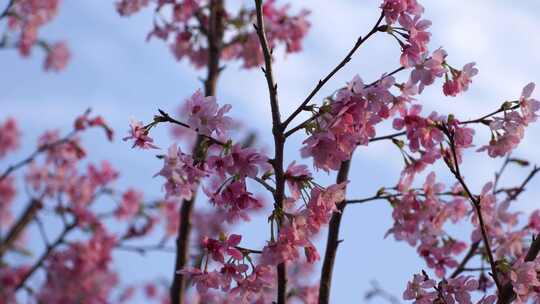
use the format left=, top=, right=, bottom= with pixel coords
left=155, top=109, right=227, bottom=146
left=459, top=104, right=520, bottom=125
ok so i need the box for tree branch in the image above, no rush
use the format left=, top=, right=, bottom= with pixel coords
left=442, top=126, right=502, bottom=291
left=318, top=159, right=352, bottom=304
left=170, top=2, right=225, bottom=304
left=0, top=199, right=42, bottom=259
left=282, top=12, right=385, bottom=129
left=253, top=0, right=287, bottom=302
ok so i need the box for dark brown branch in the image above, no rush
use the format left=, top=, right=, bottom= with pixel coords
left=345, top=190, right=460, bottom=205
left=318, top=159, right=352, bottom=304
left=170, top=2, right=225, bottom=304
left=368, top=131, right=407, bottom=143
left=506, top=165, right=540, bottom=202
left=253, top=0, right=287, bottom=302
left=155, top=109, right=227, bottom=146
left=0, top=199, right=42, bottom=259
left=282, top=12, right=385, bottom=129
left=459, top=104, right=519, bottom=125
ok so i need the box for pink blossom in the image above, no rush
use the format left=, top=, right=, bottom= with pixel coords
left=478, top=111, right=525, bottom=157
left=37, top=232, right=118, bottom=303
left=304, top=244, right=320, bottom=263
left=178, top=268, right=221, bottom=294
left=0, top=177, right=16, bottom=224
left=403, top=274, right=437, bottom=303
left=438, top=276, right=479, bottom=304
left=285, top=161, right=312, bottom=200
left=202, top=234, right=243, bottom=263
left=183, top=90, right=233, bottom=136
left=156, top=145, right=207, bottom=200
left=207, top=179, right=263, bottom=222
left=44, top=42, right=70, bottom=72
left=116, top=0, right=149, bottom=16
left=302, top=75, right=395, bottom=171
left=161, top=200, right=180, bottom=237
left=519, top=82, right=540, bottom=125
left=443, top=63, right=478, bottom=97
left=410, top=48, right=447, bottom=93
left=123, top=120, right=158, bottom=149
left=115, top=189, right=143, bottom=219
left=509, top=259, right=540, bottom=303
left=0, top=117, right=20, bottom=158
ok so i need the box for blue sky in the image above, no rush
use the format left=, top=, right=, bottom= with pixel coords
left=1, top=1, right=540, bottom=303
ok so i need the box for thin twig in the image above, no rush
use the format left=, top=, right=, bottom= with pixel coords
left=282, top=12, right=385, bottom=129
left=156, top=109, right=227, bottom=146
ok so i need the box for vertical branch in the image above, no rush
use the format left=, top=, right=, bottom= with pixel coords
left=169, top=2, right=225, bottom=304
left=318, top=159, right=351, bottom=304
left=253, top=1, right=287, bottom=303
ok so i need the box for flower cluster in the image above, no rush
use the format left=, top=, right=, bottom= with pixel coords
left=301, top=75, right=395, bottom=171
left=479, top=83, right=540, bottom=157
left=0, top=117, right=20, bottom=158
left=116, top=0, right=310, bottom=69
left=4, top=0, right=70, bottom=71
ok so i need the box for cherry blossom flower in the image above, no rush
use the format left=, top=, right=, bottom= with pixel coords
left=44, top=42, right=70, bottom=72
left=0, top=117, right=20, bottom=158
left=443, top=63, right=478, bottom=97
left=156, top=144, right=207, bottom=200
left=183, top=90, right=233, bottom=136
left=123, top=120, right=158, bottom=149
left=202, top=234, right=243, bottom=263
left=285, top=161, right=312, bottom=200
left=403, top=274, right=437, bottom=303
left=115, top=189, right=143, bottom=219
